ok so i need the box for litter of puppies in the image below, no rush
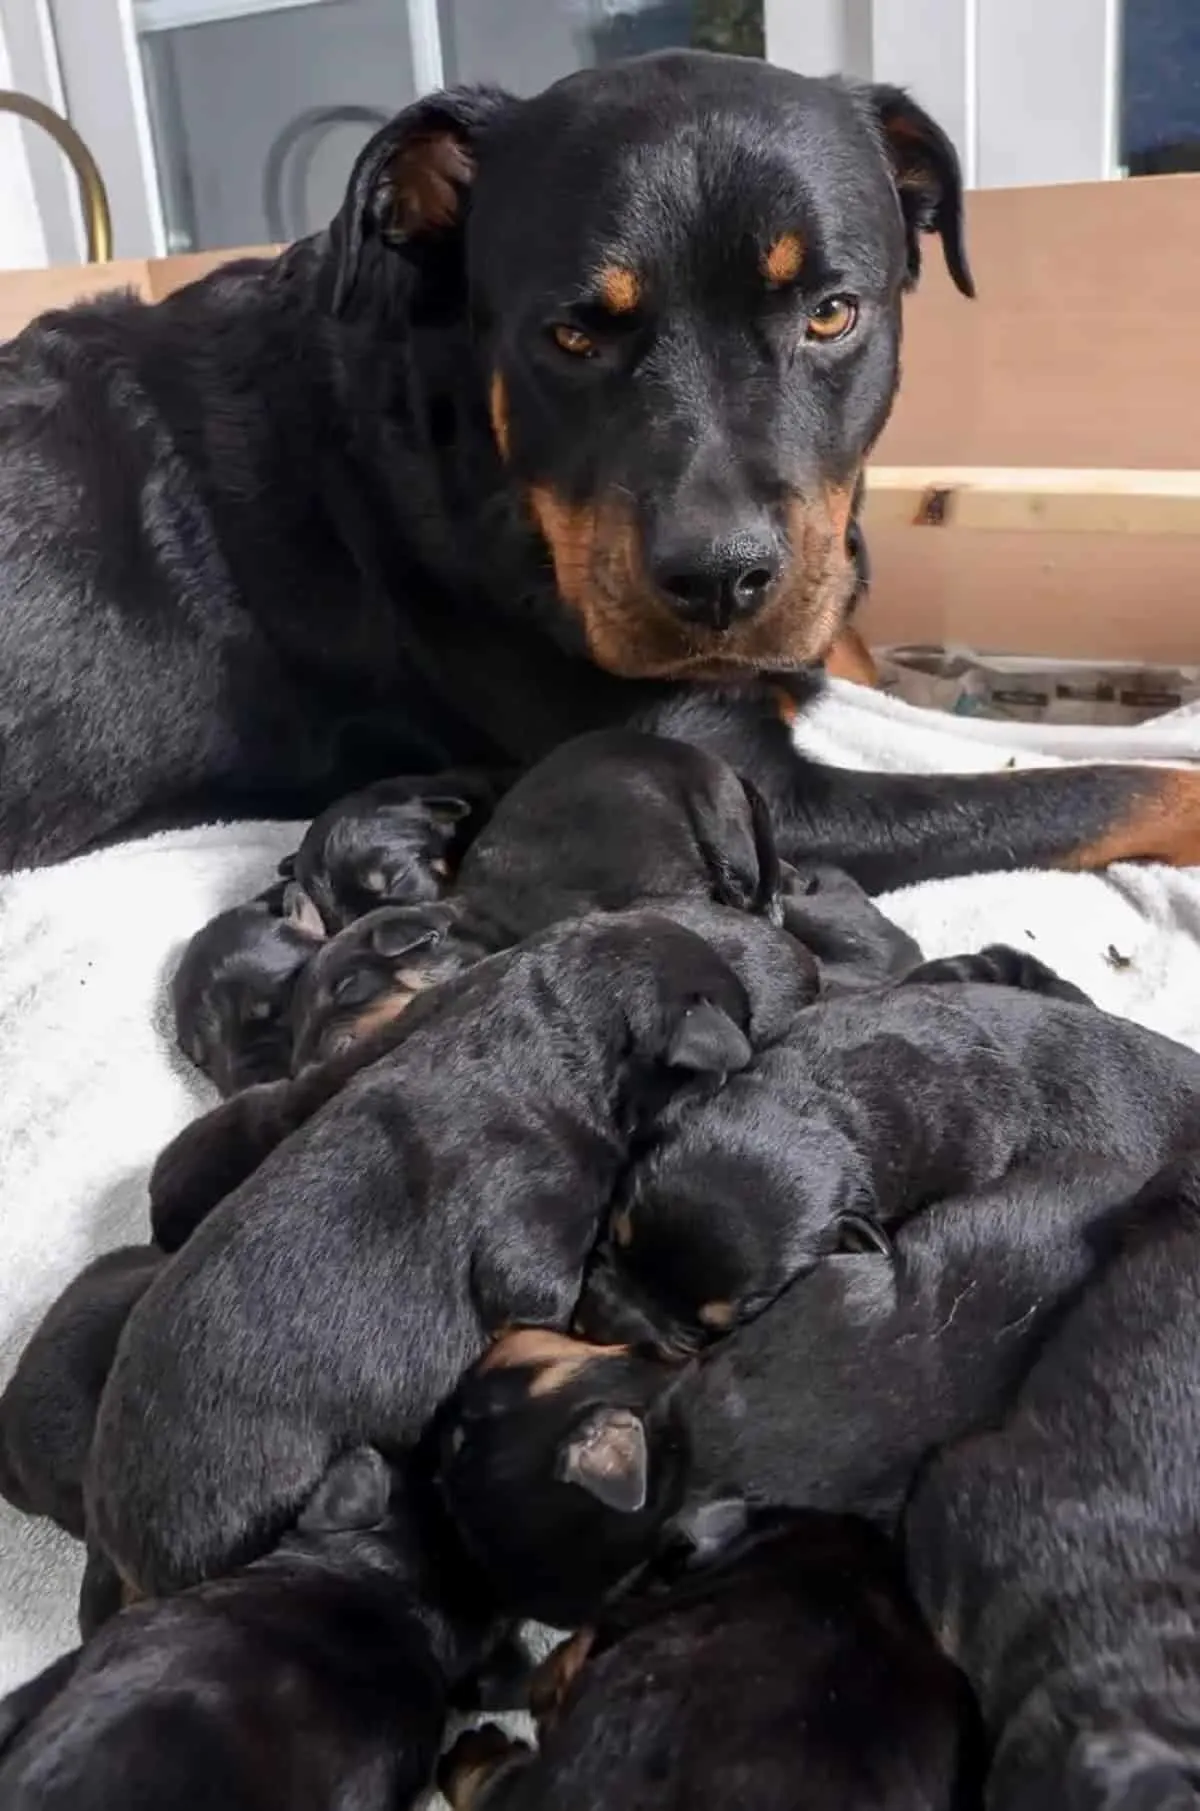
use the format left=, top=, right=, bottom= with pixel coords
left=2, top=727, right=1199, bottom=1809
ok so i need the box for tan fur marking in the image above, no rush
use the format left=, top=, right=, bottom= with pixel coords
left=598, top=265, right=640, bottom=313
left=698, top=1299, right=735, bottom=1329
left=612, top=1208, right=634, bottom=1248
left=530, top=1628, right=597, bottom=1727
left=488, top=372, right=510, bottom=461
left=1065, top=771, right=1200, bottom=870
left=763, top=232, right=805, bottom=286
left=479, top=1327, right=628, bottom=1397
left=825, top=625, right=879, bottom=687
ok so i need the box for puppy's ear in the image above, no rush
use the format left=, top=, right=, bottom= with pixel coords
left=865, top=85, right=974, bottom=298
left=665, top=1001, right=752, bottom=1078
left=282, top=882, right=326, bottom=941
left=669, top=1495, right=749, bottom=1565
left=370, top=902, right=457, bottom=960
left=425, top=795, right=474, bottom=828
left=332, top=85, right=515, bottom=313
left=555, top=1407, right=648, bottom=1513
left=277, top=852, right=296, bottom=880
left=298, top=1446, right=392, bottom=1534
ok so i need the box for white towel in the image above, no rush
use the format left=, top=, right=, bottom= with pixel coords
left=2, top=685, right=1200, bottom=1700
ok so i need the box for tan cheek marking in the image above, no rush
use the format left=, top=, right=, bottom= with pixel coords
left=763, top=232, right=805, bottom=287
left=530, top=1628, right=596, bottom=1725
left=825, top=626, right=878, bottom=687
left=489, top=372, right=510, bottom=461
left=598, top=264, right=640, bottom=313
left=612, top=1209, right=633, bottom=1249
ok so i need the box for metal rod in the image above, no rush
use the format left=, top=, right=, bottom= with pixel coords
left=0, top=87, right=113, bottom=263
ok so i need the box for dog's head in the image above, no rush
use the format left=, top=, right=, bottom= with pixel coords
left=171, top=886, right=325, bottom=1095
left=288, top=899, right=482, bottom=1070
left=436, top=1328, right=687, bottom=1628
left=332, top=55, right=969, bottom=682
left=292, top=790, right=475, bottom=932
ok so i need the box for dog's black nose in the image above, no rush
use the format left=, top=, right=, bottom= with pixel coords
left=651, top=528, right=782, bottom=632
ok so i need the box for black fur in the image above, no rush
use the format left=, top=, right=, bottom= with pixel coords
left=0, top=1246, right=163, bottom=1541
left=440, top=1509, right=981, bottom=1811
left=171, top=883, right=325, bottom=1095
left=4, top=56, right=1190, bottom=885
left=89, top=906, right=775, bottom=1594
left=905, top=1161, right=1200, bottom=1811
left=0, top=1448, right=500, bottom=1811
left=437, top=1158, right=1178, bottom=1629
left=289, top=767, right=503, bottom=930
left=576, top=979, right=1177, bottom=1352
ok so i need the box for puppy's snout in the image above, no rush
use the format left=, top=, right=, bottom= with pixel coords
left=649, top=521, right=782, bottom=633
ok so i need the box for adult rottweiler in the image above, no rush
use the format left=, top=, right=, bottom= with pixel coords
left=3, top=54, right=1198, bottom=879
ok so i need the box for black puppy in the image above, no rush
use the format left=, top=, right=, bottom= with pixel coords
left=906, top=1161, right=1200, bottom=1811
left=149, top=893, right=818, bottom=1254
left=0, top=1247, right=163, bottom=1541
left=437, top=1160, right=1167, bottom=1629
left=440, top=1509, right=980, bottom=1811
left=0, top=1246, right=163, bottom=1638
left=289, top=768, right=504, bottom=930
left=576, top=975, right=1176, bottom=1352
left=286, top=899, right=487, bottom=1069
left=0, top=1447, right=500, bottom=1811
left=90, top=905, right=773, bottom=1596
left=778, top=860, right=922, bottom=989
left=172, top=881, right=326, bottom=1094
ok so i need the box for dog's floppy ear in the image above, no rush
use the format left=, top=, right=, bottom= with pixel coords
left=666, top=1000, right=752, bottom=1078
left=555, top=1407, right=648, bottom=1513
left=866, top=85, right=974, bottom=298
left=332, top=85, right=515, bottom=313
left=425, top=795, right=474, bottom=828
left=298, top=1446, right=392, bottom=1533
left=369, top=900, right=457, bottom=960
left=282, top=882, right=326, bottom=941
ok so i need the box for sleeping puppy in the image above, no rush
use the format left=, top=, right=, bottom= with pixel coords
left=0, top=1246, right=163, bottom=1542
left=0, top=1447, right=501, bottom=1811
left=150, top=899, right=819, bottom=1254
left=287, top=901, right=489, bottom=1070
left=439, top=1508, right=980, bottom=1811
left=171, top=880, right=326, bottom=1094
left=576, top=977, right=1172, bottom=1352
left=437, top=1160, right=1163, bottom=1629
left=905, top=1159, right=1200, bottom=1811
left=288, top=768, right=505, bottom=930
left=90, top=905, right=772, bottom=1596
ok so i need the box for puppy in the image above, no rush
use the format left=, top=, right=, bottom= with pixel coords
left=171, top=881, right=325, bottom=1094
left=149, top=898, right=819, bottom=1254
left=905, top=1160, right=1200, bottom=1811
left=289, top=768, right=505, bottom=930
left=577, top=978, right=1174, bottom=1352
left=0, top=1245, right=163, bottom=1541
left=440, top=1508, right=980, bottom=1811
left=437, top=1160, right=1164, bottom=1628
left=287, top=900, right=488, bottom=1070
left=0, top=1447, right=500, bottom=1811
left=778, top=861, right=922, bottom=990
left=90, top=906, right=770, bottom=1595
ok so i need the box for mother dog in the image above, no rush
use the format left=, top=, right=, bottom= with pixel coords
left=1, top=51, right=1196, bottom=877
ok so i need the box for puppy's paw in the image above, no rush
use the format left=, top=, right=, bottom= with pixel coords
left=904, top=944, right=1091, bottom=1005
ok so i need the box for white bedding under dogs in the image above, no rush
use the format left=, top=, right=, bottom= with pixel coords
left=3, top=676, right=1200, bottom=1700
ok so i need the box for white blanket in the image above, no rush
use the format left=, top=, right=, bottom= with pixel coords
left=2, top=679, right=1200, bottom=1697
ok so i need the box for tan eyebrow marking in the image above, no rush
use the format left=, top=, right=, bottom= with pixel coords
left=763, top=232, right=805, bottom=287
left=597, top=265, right=641, bottom=313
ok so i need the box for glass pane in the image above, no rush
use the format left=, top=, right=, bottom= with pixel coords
left=1121, top=0, right=1200, bottom=176
left=136, top=0, right=763, bottom=253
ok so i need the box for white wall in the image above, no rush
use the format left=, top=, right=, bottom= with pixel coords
left=0, top=15, right=49, bottom=269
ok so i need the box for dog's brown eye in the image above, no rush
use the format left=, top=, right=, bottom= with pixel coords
left=805, top=296, right=858, bottom=342
left=551, top=324, right=598, bottom=359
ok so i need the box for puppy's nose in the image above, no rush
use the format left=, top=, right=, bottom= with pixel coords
left=651, top=526, right=782, bottom=632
